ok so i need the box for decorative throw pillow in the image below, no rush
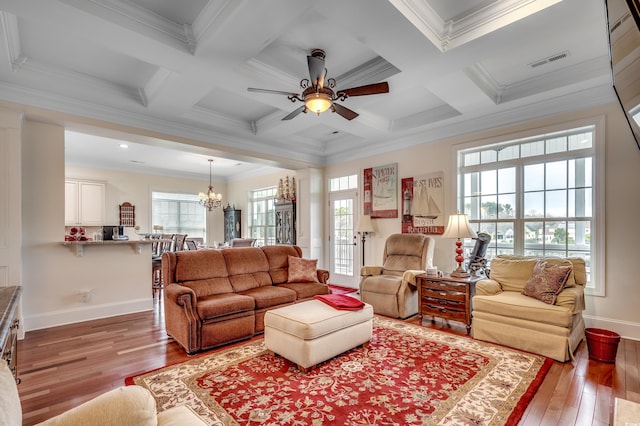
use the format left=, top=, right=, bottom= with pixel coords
left=522, top=260, right=572, bottom=304
left=287, top=256, right=319, bottom=283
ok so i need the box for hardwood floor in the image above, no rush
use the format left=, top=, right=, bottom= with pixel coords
left=16, top=298, right=640, bottom=425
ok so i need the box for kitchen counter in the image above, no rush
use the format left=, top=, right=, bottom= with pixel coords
left=61, top=239, right=162, bottom=257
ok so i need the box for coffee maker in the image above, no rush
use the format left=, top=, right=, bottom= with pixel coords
left=102, top=225, right=126, bottom=241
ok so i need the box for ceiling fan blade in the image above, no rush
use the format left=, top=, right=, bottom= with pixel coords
left=338, top=82, right=389, bottom=97
left=307, top=55, right=326, bottom=88
left=282, top=106, right=306, bottom=121
left=248, top=87, right=297, bottom=96
left=332, top=103, right=359, bottom=121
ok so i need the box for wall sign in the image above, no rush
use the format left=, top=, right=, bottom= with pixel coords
left=365, top=163, right=398, bottom=218
left=401, top=171, right=445, bottom=234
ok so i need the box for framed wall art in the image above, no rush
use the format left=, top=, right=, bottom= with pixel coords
left=401, top=171, right=445, bottom=234
left=369, top=163, right=398, bottom=218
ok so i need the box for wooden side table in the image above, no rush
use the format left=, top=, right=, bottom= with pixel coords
left=417, top=273, right=482, bottom=334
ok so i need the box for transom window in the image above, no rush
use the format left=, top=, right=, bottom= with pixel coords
left=455, top=123, right=604, bottom=295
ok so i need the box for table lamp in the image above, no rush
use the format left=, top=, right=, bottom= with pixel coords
left=441, top=213, right=477, bottom=277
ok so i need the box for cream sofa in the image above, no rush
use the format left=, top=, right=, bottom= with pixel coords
left=471, top=255, right=587, bottom=362
left=0, top=361, right=206, bottom=426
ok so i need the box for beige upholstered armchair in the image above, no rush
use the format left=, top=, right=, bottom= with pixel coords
left=359, top=233, right=435, bottom=319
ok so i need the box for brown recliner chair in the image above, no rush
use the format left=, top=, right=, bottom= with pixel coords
left=359, top=233, right=435, bottom=319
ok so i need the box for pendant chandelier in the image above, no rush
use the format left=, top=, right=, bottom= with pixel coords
left=199, top=159, right=222, bottom=211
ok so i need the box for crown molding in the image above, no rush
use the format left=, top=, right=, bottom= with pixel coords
left=388, top=0, right=562, bottom=52
left=466, top=55, right=612, bottom=105
left=335, top=56, right=401, bottom=90
left=0, top=12, right=27, bottom=72
left=59, top=0, right=193, bottom=52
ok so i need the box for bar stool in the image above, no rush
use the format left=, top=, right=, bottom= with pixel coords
left=152, top=234, right=174, bottom=299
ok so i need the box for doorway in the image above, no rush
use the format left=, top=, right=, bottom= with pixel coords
left=329, top=190, right=359, bottom=288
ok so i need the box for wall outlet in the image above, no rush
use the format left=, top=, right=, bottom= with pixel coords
left=79, top=289, right=92, bottom=303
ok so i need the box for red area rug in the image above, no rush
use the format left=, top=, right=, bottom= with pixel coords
left=327, top=284, right=358, bottom=294
left=128, top=317, right=551, bottom=425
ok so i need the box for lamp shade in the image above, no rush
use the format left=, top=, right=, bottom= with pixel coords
left=356, top=215, right=376, bottom=233
left=441, top=213, right=477, bottom=239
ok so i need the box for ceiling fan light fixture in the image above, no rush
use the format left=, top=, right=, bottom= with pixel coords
left=305, top=92, right=332, bottom=115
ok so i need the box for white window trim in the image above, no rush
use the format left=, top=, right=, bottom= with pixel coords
left=450, top=115, right=605, bottom=296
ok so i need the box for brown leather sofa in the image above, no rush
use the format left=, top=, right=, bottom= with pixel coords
left=162, top=245, right=330, bottom=354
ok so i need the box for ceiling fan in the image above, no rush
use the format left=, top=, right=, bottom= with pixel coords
left=248, top=49, right=389, bottom=121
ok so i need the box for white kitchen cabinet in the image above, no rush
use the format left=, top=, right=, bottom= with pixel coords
left=65, top=179, right=105, bottom=226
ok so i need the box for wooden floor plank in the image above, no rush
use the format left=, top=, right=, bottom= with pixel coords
left=16, top=301, right=633, bottom=425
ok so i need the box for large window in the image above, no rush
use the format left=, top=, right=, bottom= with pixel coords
left=248, top=187, right=277, bottom=247
left=152, top=192, right=206, bottom=238
left=455, top=121, right=604, bottom=295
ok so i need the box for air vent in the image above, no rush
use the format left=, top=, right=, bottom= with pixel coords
left=529, top=51, right=570, bottom=68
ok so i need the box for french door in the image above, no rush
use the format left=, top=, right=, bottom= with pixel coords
left=329, top=190, right=359, bottom=288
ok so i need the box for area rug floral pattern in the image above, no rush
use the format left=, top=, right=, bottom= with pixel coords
left=128, top=317, right=551, bottom=425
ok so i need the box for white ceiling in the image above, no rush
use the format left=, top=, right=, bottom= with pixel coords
left=0, top=0, right=615, bottom=181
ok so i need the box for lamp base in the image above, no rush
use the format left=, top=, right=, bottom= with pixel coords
left=450, top=263, right=470, bottom=278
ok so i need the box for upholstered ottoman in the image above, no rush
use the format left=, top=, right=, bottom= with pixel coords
left=264, top=299, right=374, bottom=372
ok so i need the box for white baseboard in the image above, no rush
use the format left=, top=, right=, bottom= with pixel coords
left=23, top=298, right=154, bottom=331
left=583, top=314, right=640, bottom=341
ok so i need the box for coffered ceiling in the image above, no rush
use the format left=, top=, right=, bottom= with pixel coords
left=0, top=0, right=614, bottom=180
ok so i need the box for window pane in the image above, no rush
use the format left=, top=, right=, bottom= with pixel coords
left=524, top=164, right=544, bottom=191
left=481, top=170, right=497, bottom=195
left=464, top=196, right=480, bottom=220
left=546, top=161, right=567, bottom=190
left=464, top=172, right=479, bottom=197
left=546, top=190, right=567, bottom=217
left=546, top=136, right=567, bottom=154
left=498, top=194, right=516, bottom=218
left=524, top=192, right=544, bottom=217
left=524, top=221, right=544, bottom=248
left=521, top=140, right=544, bottom=157
left=498, top=168, right=515, bottom=193
left=481, top=195, right=498, bottom=219
left=464, top=152, right=480, bottom=166
left=569, top=132, right=592, bottom=150
left=481, top=149, right=497, bottom=163
left=568, top=188, right=592, bottom=217
left=498, top=145, right=519, bottom=161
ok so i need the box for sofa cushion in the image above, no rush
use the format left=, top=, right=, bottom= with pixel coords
left=239, top=286, right=297, bottom=309
left=522, top=260, right=572, bottom=304
left=262, top=245, right=303, bottom=284
left=382, top=234, right=427, bottom=273
left=222, top=248, right=272, bottom=292
left=196, top=293, right=255, bottom=320
left=278, top=282, right=330, bottom=300
left=157, top=405, right=209, bottom=426
left=490, top=256, right=575, bottom=292
left=287, top=256, right=319, bottom=283
left=181, top=277, right=234, bottom=298
left=174, top=250, right=228, bottom=282
left=359, top=275, right=403, bottom=295
left=37, top=386, right=157, bottom=426
left=0, top=360, right=21, bottom=426
left=473, top=291, right=574, bottom=328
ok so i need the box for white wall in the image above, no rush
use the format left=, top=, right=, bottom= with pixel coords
left=325, top=103, right=640, bottom=340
